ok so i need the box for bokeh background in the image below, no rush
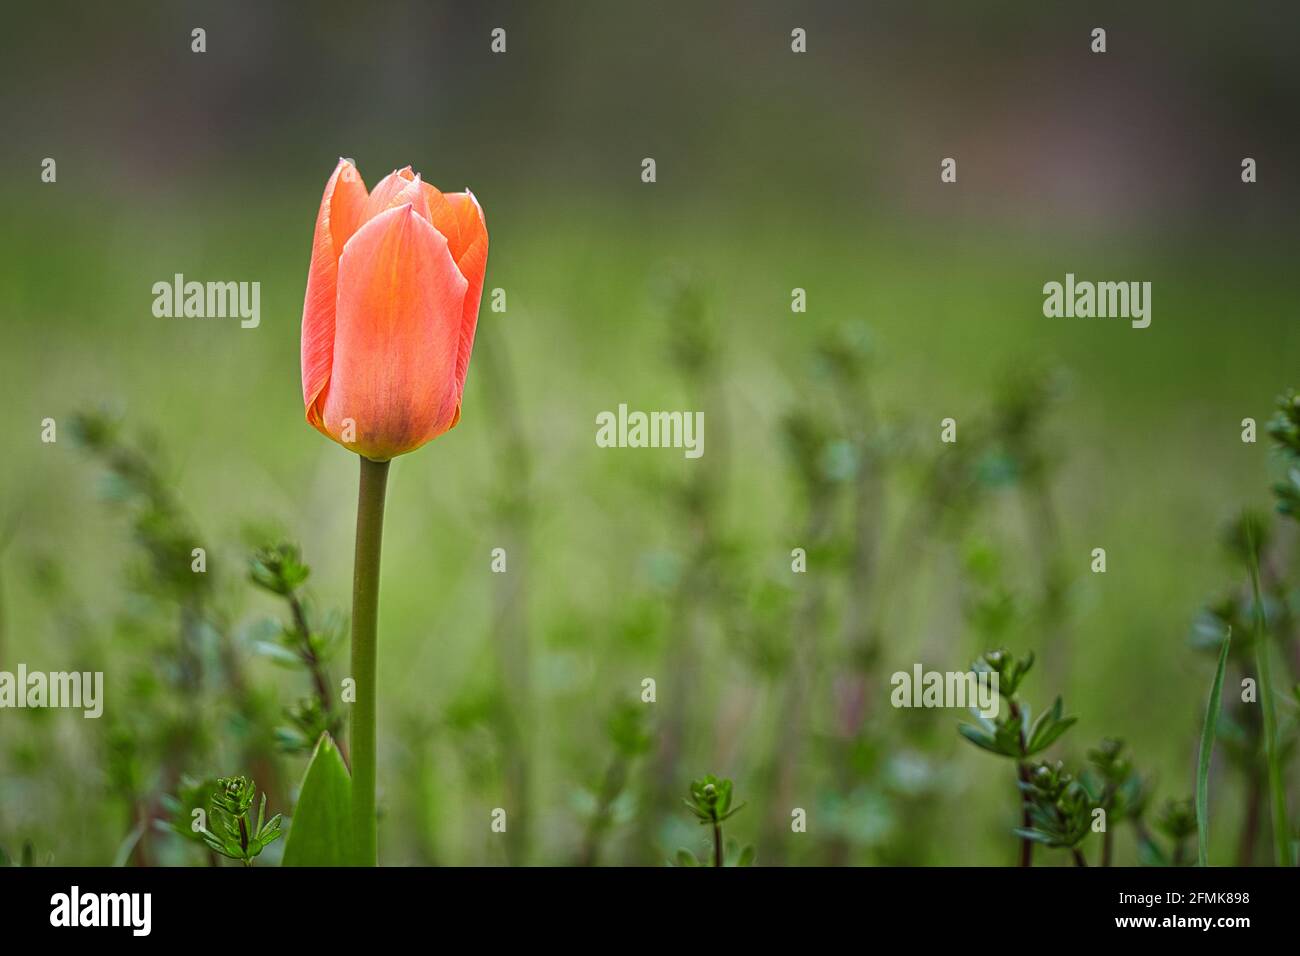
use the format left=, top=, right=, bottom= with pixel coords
left=2, top=0, right=1299, bottom=865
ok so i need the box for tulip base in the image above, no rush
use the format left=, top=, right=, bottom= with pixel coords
left=350, top=454, right=390, bottom=866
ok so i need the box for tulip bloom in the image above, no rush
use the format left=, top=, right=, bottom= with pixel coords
left=301, top=158, right=489, bottom=461
left=297, top=159, right=488, bottom=866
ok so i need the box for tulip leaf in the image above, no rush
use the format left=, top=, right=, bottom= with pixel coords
left=282, top=733, right=354, bottom=867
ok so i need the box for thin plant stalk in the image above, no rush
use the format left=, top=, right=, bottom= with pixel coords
left=1247, top=539, right=1292, bottom=866
left=288, top=589, right=347, bottom=765
left=1196, top=627, right=1231, bottom=866
left=1009, top=700, right=1033, bottom=867
left=350, top=456, right=390, bottom=866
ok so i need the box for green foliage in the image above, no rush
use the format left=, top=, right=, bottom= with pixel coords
left=8, top=275, right=1298, bottom=870
left=1156, top=797, right=1198, bottom=841
left=246, top=540, right=346, bottom=756
left=684, top=775, right=746, bottom=825
left=974, top=649, right=1035, bottom=699
left=960, top=650, right=1097, bottom=864
left=959, top=652, right=1076, bottom=760
left=1083, top=738, right=1147, bottom=826
left=674, top=775, right=754, bottom=867
left=1270, top=391, right=1300, bottom=519
left=1014, top=761, right=1092, bottom=851
left=198, top=776, right=282, bottom=865
left=277, top=696, right=337, bottom=755
left=66, top=409, right=262, bottom=866
left=1124, top=796, right=1198, bottom=866
left=248, top=542, right=311, bottom=595
left=673, top=839, right=757, bottom=868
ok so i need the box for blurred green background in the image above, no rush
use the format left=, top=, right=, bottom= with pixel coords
left=1, top=1, right=1298, bottom=865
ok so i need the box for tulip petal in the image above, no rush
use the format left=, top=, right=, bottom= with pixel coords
left=358, top=167, right=416, bottom=225
left=440, top=191, right=488, bottom=422
left=301, top=158, right=368, bottom=427
left=419, top=186, right=489, bottom=420
left=421, top=183, right=486, bottom=266
left=320, top=203, right=469, bottom=460
left=391, top=173, right=433, bottom=224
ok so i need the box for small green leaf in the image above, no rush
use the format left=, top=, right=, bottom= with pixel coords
left=1025, top=698, right=1076, bottom=754
left=966, top=709, right=997, bottom=735
left=718, top=801, right=748, bottom=823
left=958, top=723, right=1010, bottom=756
left=282, top=733, right=354, bottom=866
left=1027, top=717, right=1076, bottom=755
left=717, top=779, right=733, bottom=815
left=682, top=799, right=711, bottom=822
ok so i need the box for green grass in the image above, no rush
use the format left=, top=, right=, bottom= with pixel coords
left=1196, top=628, right=1231, bottom=867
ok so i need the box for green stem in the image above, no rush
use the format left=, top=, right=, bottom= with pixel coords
left=1247, top=532, right=1292, bottom=867
left=713, top=821, right=723, bottom=867
left=350, top=455, right=390, bottom=866
left=1254, top=606, right=1291, bottom=866
left=1015, top=761, right=1033, bottom=866
left=1009, top=699, right=1033, bottom=867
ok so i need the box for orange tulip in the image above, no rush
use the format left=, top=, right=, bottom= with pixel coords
left=301, top=159, right=489, bottom=461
